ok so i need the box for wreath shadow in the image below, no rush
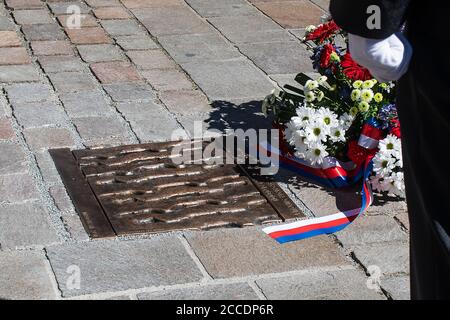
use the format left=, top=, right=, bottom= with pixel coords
left=204, top=99, right=404, bottom=214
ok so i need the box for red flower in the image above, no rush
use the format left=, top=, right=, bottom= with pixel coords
left=320, top=44, right=335, bottom=69
left=341, top=53, right=373, bottom=81
left=305, top=21, right=340, bottom=44
left=390, top=119, right=402, bottom=138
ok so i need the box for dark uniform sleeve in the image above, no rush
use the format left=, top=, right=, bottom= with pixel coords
left=330, top=0, right=411, bottom=39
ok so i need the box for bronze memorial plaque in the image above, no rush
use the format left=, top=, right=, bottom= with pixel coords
left=50, top=140, right=304, bottom=238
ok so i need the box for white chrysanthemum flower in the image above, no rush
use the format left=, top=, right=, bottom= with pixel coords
left=358, top=101, right=370, bottom=112
left=379, top=134, right=402, bottom=156
left=390, top=171, right=405, bottom=197
left=351, top=89, right=361, bottom=101
left=362, top=80, right=375, bottom=89
left=305, top=142, right=328, bottom=165
left=305, top=91, right=316, bottom=102
left=330, top=127, right=346, bottom=142
left=353, top=80, right=363, bottom=89
left=295, top=106, right=313, bottom=123
left=370, top=175, right=386, bottom=193
left=317, top=76, right=328, bottom=84
left=305, top=80, right=319, bottom=91
left=373, top=152, right=396, bottom=177
left=284, top=122, right=296, bottom=142
left=317, top=108, right=339, bottom=128
left=293, top=137, right=309, bottom=159
left=374, top=93, right=383, bottom=103
left=361, top=89, right=374, bottom=103
left=304, top=120, right=328, bottom=143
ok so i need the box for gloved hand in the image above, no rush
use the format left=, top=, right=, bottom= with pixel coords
left=348, top=32, right=413, bottom=83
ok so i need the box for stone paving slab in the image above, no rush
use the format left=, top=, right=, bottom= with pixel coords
left=138, top=283, right=260, bottom=300
left=0, top=173, right=40, bottom=203
left=59, top=90, right=114, bottom=118
left=12, top=9, right=53, bottom=25
left=5, top=0, right=45, bottom=10
left=115, top=34, right=159, bottom=50
left=185, top=228, right=352, bottom=279
left=256, top=269, right=384, bottom=300
left=159, top=89, right=212, bottom=114
left=35, top=150, right=64, bottom=186
left=48, top=71, right=99, bottom=93
left=38, top=55, right=87, bottom=73
left=126, top=49, right=178, bottom=70
left=57, top=14, right=99, bottom=28
left=132, top=6, right=213, bottom=36
left=0, top=250, right=57, bottom=300
left=61, top=214, right=90, bottom=242
left=208, top=14, right=296, bottom=44
left=0, top=201, right=59, bottom=249
left=0, top=16, right=15, bottom=31
left=181, top=59, right=275, bottom=100
left=0, top=142, right=28, bottom=174
left=352, top=242, right=410, bottom=276
left=0, top=118, right=15, bottom=141
left=46, top=237, right=203, bottom=297
left=310, top=0, right=330, bottom=11
left=186, top=0, right=259, bottom=18
left=0, top=64, right=41, bottom=82
left=0, top=30, right=21, bottom=47
left=31, top=40, right=74, bottom=56
left=102, top=82, right=156, bottom=102
left=252, top=0, right=324, bottom=29
left=381, top=275, right=410, bottom=300
left=157, top=33, right=242, bottom=64
left=23, top=127, right=76, bottom=151
left=12, top=101, right=68, bottom=129
left=336, top=215, right=408, bottom=248
left=121, top=0, right=185, bottom=8
left=238, top=41, right=313, bottom=74
left=141, top=68, right=194, bottom=91
left=48, top=1, right=91, bottom=15
left=5, top=83, right=54, bottom=104
left=77, top=44, right=125, bottom=63
left=72, top=116, right=134, bottom=145
left=100, top=19, right=144, bottom=37
left=22, top=24, right=67, bottom=41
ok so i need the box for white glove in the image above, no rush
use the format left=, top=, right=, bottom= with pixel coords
left=348, top=33, right=413, bottom=83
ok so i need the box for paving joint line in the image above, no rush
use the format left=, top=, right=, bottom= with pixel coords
left=179, top=234, right=214, bottom=282
left=1, top=87, right=71, bottom=242
left=113, top=0, right=201, bottom=138
left=43, top=247, right=64, bottom=299
left=248, top=280, right=267, bottom=300
left=8, top=4, right=87, bottom=151
left=47, top=1, right=141, bottom=146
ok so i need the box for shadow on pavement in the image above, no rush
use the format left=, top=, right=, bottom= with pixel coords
left=203, top=99, right=404, bottom=215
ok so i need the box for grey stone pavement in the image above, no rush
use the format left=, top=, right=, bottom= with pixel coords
left=0, top=0, right=410, bottom=300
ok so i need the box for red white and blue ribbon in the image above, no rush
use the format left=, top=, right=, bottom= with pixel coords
left=261, top=120, right=382, bottom=244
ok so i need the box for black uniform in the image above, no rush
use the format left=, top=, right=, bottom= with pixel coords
left=330, top=1, right=450, bottom=299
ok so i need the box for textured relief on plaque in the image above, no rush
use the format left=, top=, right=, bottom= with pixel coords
left=50, top=140, right=304, bottom=238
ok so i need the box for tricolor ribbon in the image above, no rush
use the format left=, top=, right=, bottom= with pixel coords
left=261, top=120, right=382, bottom=244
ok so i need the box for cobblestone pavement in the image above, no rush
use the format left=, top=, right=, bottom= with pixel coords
left=0, top=0, right=410, bottom=300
